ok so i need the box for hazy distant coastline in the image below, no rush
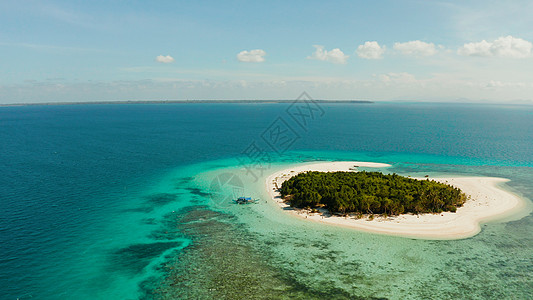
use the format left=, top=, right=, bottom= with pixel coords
left=1, top=99, right=373, bottom=107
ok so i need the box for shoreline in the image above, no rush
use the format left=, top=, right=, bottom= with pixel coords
left=265, top=161, right=531, bottom=240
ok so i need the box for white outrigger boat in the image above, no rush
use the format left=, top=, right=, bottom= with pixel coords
left=234, top=197, right=259, bottom=204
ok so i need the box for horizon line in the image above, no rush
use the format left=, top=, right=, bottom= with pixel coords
left=2, top=99, right=533, bottom=107
left=0, top=99, right=374, bottom=107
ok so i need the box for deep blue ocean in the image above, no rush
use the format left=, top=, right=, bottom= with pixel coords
left=1, top=102, right=532, bottom=299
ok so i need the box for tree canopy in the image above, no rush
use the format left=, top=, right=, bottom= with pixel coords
left=279, top=171, right=466, bottom=216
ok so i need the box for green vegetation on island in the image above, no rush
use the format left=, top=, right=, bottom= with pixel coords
left=279, top=171, right=466, bottom=216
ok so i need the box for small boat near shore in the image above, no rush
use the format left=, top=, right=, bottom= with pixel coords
left=234, top=197, right=259, bottom=204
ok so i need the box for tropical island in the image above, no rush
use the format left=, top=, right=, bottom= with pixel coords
left=265, top=161, right=529, bottom=239
left=280, top=171, right=467, bottom=216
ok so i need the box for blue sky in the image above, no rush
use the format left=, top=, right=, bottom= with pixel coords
left=1, top=0, right=533, bottom=103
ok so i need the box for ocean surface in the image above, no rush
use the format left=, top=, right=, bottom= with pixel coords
left=1, top=102, right=532, bottom=299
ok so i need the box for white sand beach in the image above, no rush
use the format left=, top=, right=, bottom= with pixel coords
left=266, top=161, right=531, bottom=239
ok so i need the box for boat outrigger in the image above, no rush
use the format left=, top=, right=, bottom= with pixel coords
left=234, top=197, right=259, bottom=204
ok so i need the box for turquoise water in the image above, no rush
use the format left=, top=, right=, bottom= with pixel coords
left=1, top=103, right=532, bottom=299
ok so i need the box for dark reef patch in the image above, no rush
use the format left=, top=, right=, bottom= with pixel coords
left=111, top=241, right=182, bottom=274
left=143, top=193, right=178, bottom=206
left=124, top=193, right=180, bottom=214
left=141, top=218, right=158, bottom=225
left=173, top=176, right=195, bottom=188
left=184, top=187, right=211, bottom=198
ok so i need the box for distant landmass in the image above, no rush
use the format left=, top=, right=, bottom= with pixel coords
left=2, top=99, right=373, bottom=106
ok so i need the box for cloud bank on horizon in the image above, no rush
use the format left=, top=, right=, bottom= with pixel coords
left=1, top=1, right=533, bottom=104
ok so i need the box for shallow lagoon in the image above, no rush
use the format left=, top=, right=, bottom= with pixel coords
left=163, top=153, right=533, bottom=299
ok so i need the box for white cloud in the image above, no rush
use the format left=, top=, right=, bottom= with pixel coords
left=393, top=40, right=437, bottom=56
left=307, top=45, right=349, bottom=64
left=156, top=55, right=174, bottom=63
left=458, top=36, right=532, bottom=58
left=237, top=49, right=266, bottom=62
left=356, top=41, right=385, bottom=59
